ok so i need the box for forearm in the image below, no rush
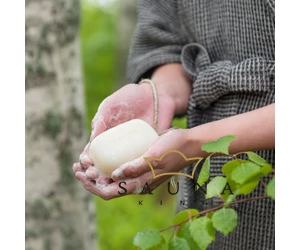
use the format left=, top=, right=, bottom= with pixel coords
left=150, top=63, right=192, bottom=115
left=186, top=103, right=275, bottom=157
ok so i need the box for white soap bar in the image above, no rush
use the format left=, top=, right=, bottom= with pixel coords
left=89, top=119, right=158, bottom=176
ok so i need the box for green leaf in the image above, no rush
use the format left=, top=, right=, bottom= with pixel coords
left=197, top=157, right=210, bottom=186
left=246, top=151, right=267, bottom=166
left=206, top=176, right=227, bottom=199
left=172, top=209, right=199, bottom=225
left=224, top=194, right=237, bottom=205
left=237, top=179, right=260, bottom=195
left=259, top=164, right=273, bottom=176
left=222, top=159, right=248, bottom=176
left=211, top=208, right=238, bottom=236
left=169, top=236, right=190, bottom=250
left=177, top=222, right=199, bottom=250
left=221, top=176, right=239, bottom=202
left=237, top=163, right=273, bottom=184
left=221, top=181, right=235, bottom=196
left=231, top=162, right=261, bottom=184
left=189, top=217, right=215, bottom=250
left=133, top=229, right=165, bottom=250
left=266, top=178, right=275, bottom=200
left=201, top=135, right=236, bottom=155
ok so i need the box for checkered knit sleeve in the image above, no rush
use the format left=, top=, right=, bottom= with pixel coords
left=126, top=0, right=189, bottom=83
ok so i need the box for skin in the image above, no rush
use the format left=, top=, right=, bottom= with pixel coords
left=73, top=63, right=275, bottom=200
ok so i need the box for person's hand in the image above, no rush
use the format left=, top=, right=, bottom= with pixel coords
left=90, top=83, right=176, bottom=141
left=74, top=128, right=199, bottom=199
left=110, top=128, right=199, bottom=195
left=73, top=83, right=176, bottom=199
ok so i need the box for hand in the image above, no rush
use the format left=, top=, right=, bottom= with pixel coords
left=73, top=83, right=176, bottom=199
left=110, top=129, right=198, bottom=194
left=74, top=128, right=198, bottom=199
left=90, top=83, right=176, bottom=140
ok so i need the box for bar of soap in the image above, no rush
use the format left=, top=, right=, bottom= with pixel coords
left=89, top=119, right=158, bottom=176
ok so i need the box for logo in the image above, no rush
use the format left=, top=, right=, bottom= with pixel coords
left=117, top=150, right=233, bottom=206
left=144, top=149, right=203, bottom=179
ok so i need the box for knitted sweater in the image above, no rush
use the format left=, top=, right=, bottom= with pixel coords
left=127, top=1, right=275, bottom=249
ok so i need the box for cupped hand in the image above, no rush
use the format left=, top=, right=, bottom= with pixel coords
left=74, top=128, right=199, bottom=200
left=110, top=128, right=199, bottom=195
left=73, top=83, right=176, bottom=199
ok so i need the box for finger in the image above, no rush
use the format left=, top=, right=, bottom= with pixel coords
left=75, top=172, right=98, bottom=193
left=114, top=172, right=170, bottom=195
left=90, top=99, right=111, bottom=141
left=73, top=162, right=84, bottom=173
left=79, top=143, right=93, bottom=169
left=111, top=157, right=151, bottom=181
left=76, top=172, right=120, bottom=200
left=97, top=175, right=114, bottom=185
left=111, top=137, right=165, bottom=181
left=85, top=166, right=100, bottom=180
left=114, top=172, right=154, bottom=195
left=90, top=116, right=107, bottom=141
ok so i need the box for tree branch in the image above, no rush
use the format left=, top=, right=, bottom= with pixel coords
left=159, top=195, right=270, bottom=232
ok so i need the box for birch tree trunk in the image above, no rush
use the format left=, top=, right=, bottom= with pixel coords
left=25, top=0, right=95, bottom=249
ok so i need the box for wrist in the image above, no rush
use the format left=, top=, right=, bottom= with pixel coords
left=186, top=127, right=210, bottom=158
left=139, top=79, right=177, bottom=117
left=150, top=63, right=192, bottom=115
left=139, top=80, right=176, bottom=131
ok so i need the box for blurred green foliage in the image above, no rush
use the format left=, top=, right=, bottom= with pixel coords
left=80, top=0, right=118, bottom=128
left=79, top=1, right=186, bottom=249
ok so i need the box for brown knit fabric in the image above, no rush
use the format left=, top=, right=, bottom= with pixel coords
left=127, top=1, right=275, bottom=249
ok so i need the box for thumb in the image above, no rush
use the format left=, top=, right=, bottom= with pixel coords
left=90, top=116, right=107, bottom=141
left=111, top=156, right=150, bottom=181
left=90, top=99, right=111, bottom=141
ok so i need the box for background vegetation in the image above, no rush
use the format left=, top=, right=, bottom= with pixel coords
left=79, top=1, right=186, bottom=249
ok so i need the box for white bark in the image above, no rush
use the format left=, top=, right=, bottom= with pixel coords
left=25, top=0, right=96, bottom=249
